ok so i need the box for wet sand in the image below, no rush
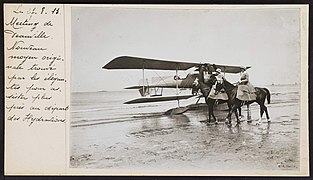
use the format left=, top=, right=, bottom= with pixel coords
left=70, top=85, right=301, bottom=173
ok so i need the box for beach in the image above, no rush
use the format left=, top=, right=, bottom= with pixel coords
left=70, top=84, right=301, bottom=173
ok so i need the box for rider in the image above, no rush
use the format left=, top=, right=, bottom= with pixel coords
left=210, top=68, right=224, bottom=95
left=192, top=77, right=199, bottom=95
left=215, top=68, right=224, bottom=84
left=238, top=66, right=256, bottom=99
left=239, top=67, right=248, bottom=84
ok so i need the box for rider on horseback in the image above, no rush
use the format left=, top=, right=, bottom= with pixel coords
left=239, top=67, right=249, bottom=85
left=212, top=68, right=224, bottom=93
left=210, top=68, right=228, bottom=99
left=237, top=66, right=256, bottom=101
left=215, top=68, right=224, bottom=84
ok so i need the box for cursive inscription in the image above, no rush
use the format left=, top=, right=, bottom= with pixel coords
left=25, top=84, right=46, bottom=93
left=7, top=40, right=47, bottom=51
left=6, top=104, right=25, bottom=112
left=5, top=29, right=50, bottom=39
left=6, top=17, right=39, bottom=31
left=24, top=113, right=66, bottom=126
left=5, top=4, right=68, bottom=126
left=6, top=93, right=28, bottom=100
left=8, top=54, right=38, bottom=61
left=28, top=64, right=56, bottom=71
left=8, top=74, right=25, bottom=83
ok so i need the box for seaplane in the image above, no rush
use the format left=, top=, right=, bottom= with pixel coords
left=102, top=56, right=249, bottom=115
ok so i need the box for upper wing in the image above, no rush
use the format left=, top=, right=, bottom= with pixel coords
left=103, top=56, right=250, bottom=73
left=103, top=56, right=198, bottom=70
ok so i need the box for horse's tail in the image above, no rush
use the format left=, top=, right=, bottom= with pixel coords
left=264, top=88, right=271, bottom=104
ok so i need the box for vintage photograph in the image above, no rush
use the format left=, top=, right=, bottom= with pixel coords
left=69, top=6, right=305, bottom=174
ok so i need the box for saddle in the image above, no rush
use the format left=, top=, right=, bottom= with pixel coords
left=208, top=85, right=228, bottom=100
left=237, top=84, right=256, bottom=101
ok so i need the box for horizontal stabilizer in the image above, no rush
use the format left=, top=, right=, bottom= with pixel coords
left=124, top=95, right=195, bottom=104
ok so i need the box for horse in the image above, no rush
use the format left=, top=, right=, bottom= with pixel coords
left=215, top=78, right=271, bottom=125
left=192, top=75, right=242, bottom=124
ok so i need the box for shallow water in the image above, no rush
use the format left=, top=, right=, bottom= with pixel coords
left=70, top=84, right=301, bottom=172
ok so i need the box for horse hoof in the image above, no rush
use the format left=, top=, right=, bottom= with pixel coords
left=267, top=119, right=271, bottom=123
left=214, top=121, right=218, bottom=125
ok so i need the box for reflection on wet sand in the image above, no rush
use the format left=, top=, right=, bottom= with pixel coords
left=168, top=114, right=190, bottom=125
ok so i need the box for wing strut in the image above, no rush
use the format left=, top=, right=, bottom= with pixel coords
left=176, top=65, right=180, bottom=107
left=142, top=61, right=145, bottom=96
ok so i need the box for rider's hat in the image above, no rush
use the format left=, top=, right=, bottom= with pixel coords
left=216, top=68, right=222, bottom=73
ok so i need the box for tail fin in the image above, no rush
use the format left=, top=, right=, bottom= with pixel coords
left=264, top=88, right=271, bottom=104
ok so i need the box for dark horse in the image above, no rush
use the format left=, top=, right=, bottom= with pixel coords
left=216, top=78, right=271, bottom=125
left=192, top=76, right=242, bottom=124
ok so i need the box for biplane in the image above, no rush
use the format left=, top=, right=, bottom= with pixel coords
left=103, top=56, right=250, bottom=115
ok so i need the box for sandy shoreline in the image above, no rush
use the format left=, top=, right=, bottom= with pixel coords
left=70, top=98, right=300, bottom=173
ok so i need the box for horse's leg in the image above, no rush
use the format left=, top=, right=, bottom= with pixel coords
left=263, top=105, right=271, bottom=122
left=238, top=107, right=242, bottom=119
left=208, top=105, right=213, bottom=123
left=225, top=106, right=236, bottom=125
left=262, top=104, right=270, bottom=122
left=227, top=101, right=231, bottom=111
left=201, top=103, right=211, bottom=123
left=225, top=102, right=232, bottom=123
left=234, top=106, right=241, bottom=126
left=200, top=105, right=210, bottom=123
left=210, top=102, right=218, bottom=124
left=204, top=98, right=210, bottom=123
left=227, top=101, right=240, bottom=122
left=207, top=99, right=217, bottom=124
left=207, top=105, right=211, bottom=123
left=256, top=107, right=264, bottom=125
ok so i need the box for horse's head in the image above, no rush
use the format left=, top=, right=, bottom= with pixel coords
left=207, top=74, right=217, bottom=86
left=192, top=78, right=200, bottom=95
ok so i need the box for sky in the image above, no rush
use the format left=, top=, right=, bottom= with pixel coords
left=71, top=6, right=300, bottom=92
